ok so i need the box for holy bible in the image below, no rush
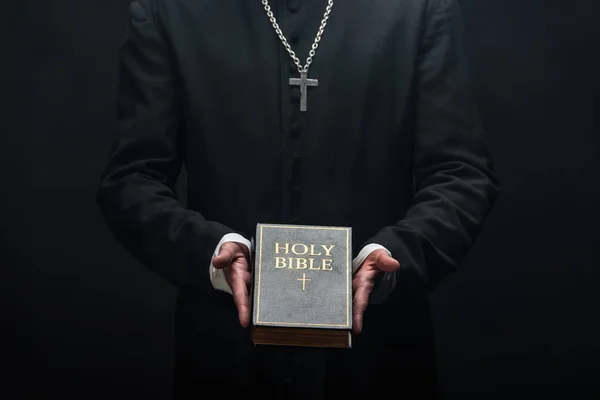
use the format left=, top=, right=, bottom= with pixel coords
left=250, top=223, right=352, bottom=348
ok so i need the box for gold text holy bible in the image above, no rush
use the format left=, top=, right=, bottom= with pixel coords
left=250, top=223, right=352, bottom=348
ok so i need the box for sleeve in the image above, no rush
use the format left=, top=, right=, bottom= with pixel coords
left=96, top=1, right=239, bottom=293
left=363, top=0, right=500, bottom=290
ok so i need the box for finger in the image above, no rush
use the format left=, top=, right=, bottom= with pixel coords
left=352, top=271, right=375, bottom=335
left=353, top=285, right=371, bottom=335
left=235, top=241, right=250, bottom=260
left=212, top=247, right=234, bottom=269
left=231, top=270, right=251, bottom=328
left=374, top=252, right=400, bottom=273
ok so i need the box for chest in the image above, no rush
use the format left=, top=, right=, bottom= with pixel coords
left=162, top=0, right=426, bottom=109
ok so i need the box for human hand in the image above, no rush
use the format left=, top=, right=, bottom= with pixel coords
left=212, top=242, right=252, bottom=328
left=352, top=249, right=400, bottom=334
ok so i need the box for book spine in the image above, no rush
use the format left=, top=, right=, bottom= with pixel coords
left=251, top=224, right=261, bottom=326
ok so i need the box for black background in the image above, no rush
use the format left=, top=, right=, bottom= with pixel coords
left=9, top=0, right=600, bottom=398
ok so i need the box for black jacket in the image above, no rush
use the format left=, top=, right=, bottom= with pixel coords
left=97, top=0, right=499, bottom=398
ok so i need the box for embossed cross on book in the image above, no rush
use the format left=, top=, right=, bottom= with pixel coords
left=297, top=273, right=311, bottom=291
left=251, top=223, right=353, bottom=348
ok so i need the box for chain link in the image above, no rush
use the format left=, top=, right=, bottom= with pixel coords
left=261, top=0, right=334, bottom=73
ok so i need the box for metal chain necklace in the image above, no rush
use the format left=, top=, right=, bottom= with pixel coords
left=261, top=0, right=334, bottom=112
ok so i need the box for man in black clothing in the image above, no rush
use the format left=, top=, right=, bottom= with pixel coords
left=97, top=0, right=499, bottom=398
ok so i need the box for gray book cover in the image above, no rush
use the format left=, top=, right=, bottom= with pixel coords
left=251, top=223, right=352, bottom=330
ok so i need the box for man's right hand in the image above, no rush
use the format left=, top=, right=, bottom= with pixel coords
left=212, top=242, right=252, bottom=328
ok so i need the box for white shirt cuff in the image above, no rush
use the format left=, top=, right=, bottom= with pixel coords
left=209, top=233, right=251, bottom=295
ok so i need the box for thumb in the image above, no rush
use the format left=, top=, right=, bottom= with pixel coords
left=213, top=245, right=235, bottom=269
left=374, top=251, right=400, bottom=273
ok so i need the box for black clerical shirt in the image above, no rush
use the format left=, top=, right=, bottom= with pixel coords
left=97, top=0, right=499, bottom=398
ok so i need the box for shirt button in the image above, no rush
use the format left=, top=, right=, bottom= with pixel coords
left=291, top=88, right=301, bottom=101
left=292, top=155, right=303, bottom=170
left=288, top=0, right=300, bottom=13
left=290, top=60, right=298, bottom=72
left=290, top=122, right=301, bottom=137
left=291, top=186, right=302, bottom=201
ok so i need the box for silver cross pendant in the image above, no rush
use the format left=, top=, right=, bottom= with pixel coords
left=289, top=70, right=318, bottom=112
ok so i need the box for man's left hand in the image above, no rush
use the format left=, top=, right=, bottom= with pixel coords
left=353, top=249, right=400, bottom=334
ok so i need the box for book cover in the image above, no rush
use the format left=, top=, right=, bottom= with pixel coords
left=251, top=223, right=352, bottom=333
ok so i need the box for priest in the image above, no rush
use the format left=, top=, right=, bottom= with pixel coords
left=97, top=0, right=499, bottom=398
